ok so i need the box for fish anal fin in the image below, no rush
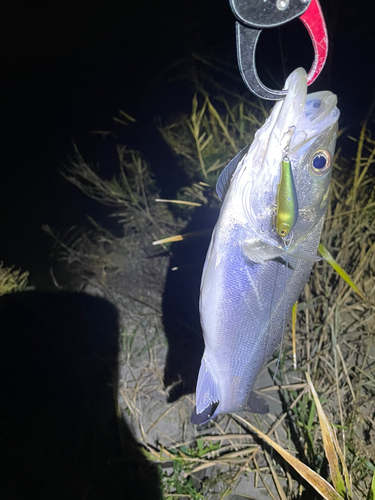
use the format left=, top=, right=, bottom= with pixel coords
left=194, top=356, right=220, bottom=416
left=247, top=392, right=269, bottom=414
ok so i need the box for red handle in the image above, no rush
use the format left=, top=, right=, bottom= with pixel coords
left=300, top=0, right=328, bottom=85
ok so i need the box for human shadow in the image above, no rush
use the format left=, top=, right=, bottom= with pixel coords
left=0, top=291, right=161, bottom=500
left=162, top=205, right=219, bottom=402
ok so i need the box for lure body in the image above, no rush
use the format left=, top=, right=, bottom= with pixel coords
left=276, top=159, right=298, bottom=237
left=192, top=68, right=339, bottom=425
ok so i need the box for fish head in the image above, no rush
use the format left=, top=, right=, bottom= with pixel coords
left=286, top=92, right=339, bottom=243
left=235, top=67, right=339, bottom=248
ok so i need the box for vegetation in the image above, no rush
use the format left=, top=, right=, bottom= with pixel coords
left=0, top=262, right=29, bottom=295
left=45, top=80, right=375, bottom=499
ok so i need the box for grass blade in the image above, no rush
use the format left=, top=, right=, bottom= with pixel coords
left=155, top=198, right=202, bottom=207
left=318, top=243, right=364, bottom=299
left=152, top=229, right=211, bottom=246
left=306, top=373, right=347, bottom=498
left=367, top=469, right=375, bottom=500
left=233, top=414, right=343, bottom=500
left=264, top=450, right=288, bottom=500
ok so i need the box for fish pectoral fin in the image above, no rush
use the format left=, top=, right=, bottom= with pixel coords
left=274, top=250, right=320, bottom=267
left=247, top=392, right=269, bottom=414
left=242, top=241, right=284, bottom=264
left=243, top=242, right=321, bottom=265
left=194, top=356, right=220, bottom=418
left=288, top=250, right=322, bottom=262
left=273, top=256, right=295, bottom=269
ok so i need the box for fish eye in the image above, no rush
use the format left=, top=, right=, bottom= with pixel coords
left=311, top=149, right=331, bottom=176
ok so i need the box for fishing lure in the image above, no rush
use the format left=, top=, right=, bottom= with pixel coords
left=275, top=157, right=299, bottom=238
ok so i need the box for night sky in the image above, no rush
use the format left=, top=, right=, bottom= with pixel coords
left=0, top=0, right=374, bottom=284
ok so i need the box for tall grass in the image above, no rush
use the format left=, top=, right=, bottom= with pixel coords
left=0, top=263, right=29, bottom=295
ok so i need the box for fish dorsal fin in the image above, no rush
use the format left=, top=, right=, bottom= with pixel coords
left=216, top=145, right=250, bottom=201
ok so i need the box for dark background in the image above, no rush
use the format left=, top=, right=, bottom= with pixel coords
left=0, top=0, right=374, bottom=284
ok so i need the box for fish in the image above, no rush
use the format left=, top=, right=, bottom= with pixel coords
left=191, top=67, right=339, bottom=425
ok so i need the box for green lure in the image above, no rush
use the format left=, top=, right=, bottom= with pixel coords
left=276, top=158, right=299, bottom=238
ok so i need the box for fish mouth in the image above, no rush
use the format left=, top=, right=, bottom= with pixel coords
left=191, top=401, right=219, bottom=425
left=289, top=91, right=338, bottom=154
left=265, top=67, right=338, bottom=159
left=266, top=67, right=309, bottom=158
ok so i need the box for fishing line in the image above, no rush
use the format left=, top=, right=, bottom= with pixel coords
left=267, top=260, right=280, bottom=379
left=273, top=257, right=289, bottom=382
left=265, top=252, right=290, bottom=383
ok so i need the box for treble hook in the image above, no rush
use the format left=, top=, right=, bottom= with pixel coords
left=232, top=0, right=328, bottom=100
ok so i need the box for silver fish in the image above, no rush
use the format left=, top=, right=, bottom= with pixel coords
left=192, top=68, right=339, bottom=425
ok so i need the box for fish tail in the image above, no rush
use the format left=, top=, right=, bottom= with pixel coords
left=191, top=355, right=220, bottom=425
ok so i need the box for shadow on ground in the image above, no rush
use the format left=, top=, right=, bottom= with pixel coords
left=162, top=205, right=219, bottom=403
left=0, top=291, right=161, bottom=500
